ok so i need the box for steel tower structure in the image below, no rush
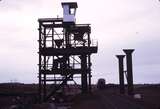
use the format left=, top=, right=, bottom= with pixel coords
left=38, top=2, right=98, bottom=102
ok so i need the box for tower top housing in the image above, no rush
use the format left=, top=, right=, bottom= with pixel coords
left=61, top=2, right=78, bottom=24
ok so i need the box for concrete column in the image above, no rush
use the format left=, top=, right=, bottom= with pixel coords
left=116, top=55, right=125, bottom=94
left=123, top=49, right=134, bottom=95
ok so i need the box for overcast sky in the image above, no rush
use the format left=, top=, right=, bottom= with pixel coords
left=0, top=0, right=160, bottom=84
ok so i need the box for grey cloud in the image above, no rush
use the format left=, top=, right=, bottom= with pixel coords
left=0, top=0, right=43, bottom=12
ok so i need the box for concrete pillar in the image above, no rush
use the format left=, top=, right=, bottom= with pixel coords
left=116, top=55, right=125, bottom=94
left=123, top=49, right=134, bottom=95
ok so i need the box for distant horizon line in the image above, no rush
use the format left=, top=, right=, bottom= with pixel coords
left=0, top=82, right=160, bottom=85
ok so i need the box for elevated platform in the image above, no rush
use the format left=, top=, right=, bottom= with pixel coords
left=38, top=18, right=91, bottom=30
left=39, top=46, right=97, bottom=56
left=41, top=68, right=90, bottom=75
left=38, top=18, right=63, bottom=28
left=38, top=18, right=63, bottom=22
left=41, top=78, right=73, bottom=82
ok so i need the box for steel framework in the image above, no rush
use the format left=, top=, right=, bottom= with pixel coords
left=38, top=18, right=98, bottom=102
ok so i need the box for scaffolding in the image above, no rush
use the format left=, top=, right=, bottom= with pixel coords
left=38, top=2, right=98, bottom=102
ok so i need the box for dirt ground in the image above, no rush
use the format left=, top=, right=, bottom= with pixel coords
left=0, top=83, right=160, bottom=109
left=71, top=85, right=160, bottom=109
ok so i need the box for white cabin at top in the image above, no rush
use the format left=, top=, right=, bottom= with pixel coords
left=61, top=2, right=78, bottom=24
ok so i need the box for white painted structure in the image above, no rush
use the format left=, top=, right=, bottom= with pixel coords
left=61, top=2, right=78, bottom=24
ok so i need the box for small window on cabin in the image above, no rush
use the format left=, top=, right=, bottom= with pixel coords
left=70, top=8, right=75, bottom=15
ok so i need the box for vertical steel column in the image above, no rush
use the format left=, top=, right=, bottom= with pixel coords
left=52, top=27, right=56, bottom=84
left=38, top=22, right=42, bottom=103
left=123, top=49, right=134, bottom=95
left=81, top=55, right=88, bottom=93
left=64, top=27, right=69, bottom=86
left=87, top=30, right=92, bottom=92
left=43, top=28, right=46, bottom=101
left=116, top=55, right=125, bottom=94
left=88, top=55, right=91, bottom=92
left=65, top=28, right=70, bottom=48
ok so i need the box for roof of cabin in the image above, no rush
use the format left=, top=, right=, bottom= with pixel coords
left=61, top=2, right=78, bottom=8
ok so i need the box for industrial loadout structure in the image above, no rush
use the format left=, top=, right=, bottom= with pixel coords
left=38, top=2, right=98, bottom=102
